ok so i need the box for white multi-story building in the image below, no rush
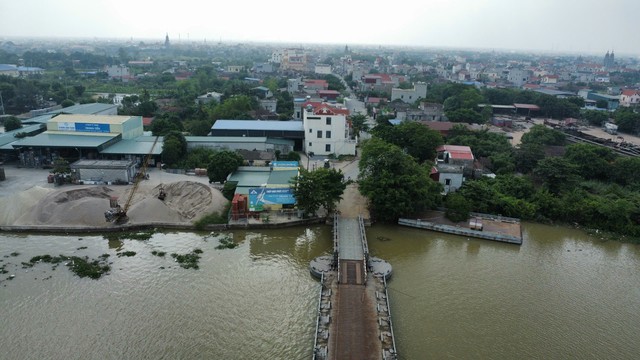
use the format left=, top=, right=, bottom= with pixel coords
left=391, top=82, right=427, bottom=103
left=303, top=102, right=356, bottom=156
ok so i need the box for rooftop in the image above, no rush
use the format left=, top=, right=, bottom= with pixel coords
left=48, top=114, right=138, bottom=125
left=212, top=120, right=304, bottom=132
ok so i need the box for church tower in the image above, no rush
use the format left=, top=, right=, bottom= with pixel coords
left=164, top=33, right=170, bottom=48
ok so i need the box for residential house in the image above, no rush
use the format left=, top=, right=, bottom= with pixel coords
left=391, top=82, right=427, bottom=103
left=434, top=145, right=475, bottom=193
left=281, top=49, right=310, bottom=72
left=620, top=89, right=640, bottom=107
left=226, top=65, right=244, bottom=73
left=541, top=75, right=559, bottom=84
left=196, top=91, right=223, bottom=105
left=314, top=64, right=332, bottom=74
left=302, top=102, right=355, bottom=156
left=105, top=65, right=132, bottom=81
left=507, top=69, right=530, bottom=86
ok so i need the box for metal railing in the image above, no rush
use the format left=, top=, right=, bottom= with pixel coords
left=358, top=214, right=369, bottom=285
left=382, top=276, right=398, bottom=360
left=312, top=272, right=324, bottom=360
left=333, top=212, right=340, bottom=284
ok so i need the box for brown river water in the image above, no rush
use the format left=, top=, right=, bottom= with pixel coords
left=1, top=223, right=639, bottom=359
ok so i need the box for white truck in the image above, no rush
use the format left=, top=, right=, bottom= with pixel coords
left=604, top=122, right=618, bottom=135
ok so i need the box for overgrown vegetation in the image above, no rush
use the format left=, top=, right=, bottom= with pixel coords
left=116, top=251, right=136, bottom=257
left=151, top=250, right=166, bottom=257
left=194, top=204, right=230, bottom=230
left=215, top=234, right=238, bottom=249
left=25, top=254, right=111, bottom=279
left=170, top=250, right=202, bottom=269
left=103, top=231, right=154, bottom=241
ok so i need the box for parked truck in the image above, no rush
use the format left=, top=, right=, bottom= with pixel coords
left=604, top=122, right=618, bottom=135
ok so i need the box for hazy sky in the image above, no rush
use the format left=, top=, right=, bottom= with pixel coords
left=2, top=0, right=639, bottom=55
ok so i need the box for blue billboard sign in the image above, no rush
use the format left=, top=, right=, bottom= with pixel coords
left=248, top=187, right=296, bottom=211
left=75, top=122, right=111, bottom=133
left=271, top=161, right=299, bottom=168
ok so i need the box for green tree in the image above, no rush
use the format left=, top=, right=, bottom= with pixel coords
left=291, top=167, right=347, bottom=217
left=2, top=116, right=22, bottom=131
left=582, top=110, right=608, bottom=126
left=564, top=143, right=614, bottom=181
left=610, top=157, right=640, bottom=186
left=161, top=131, right=188, bottom=167
left=521, top=125, right=565, bottom=146
left=445, top=108, right=484, bottom=124
left=61, top=99, right=75, bottom=108
left=532, top=157, right=580, bottom=195
left=53, top=157, right=71, bottom=174
left=445, top=192, right=471, bottom=222
left=207, top=150, right=244, bottom=183
left=350, top=114, right=369, bottom=138
left=372, top=121, right=443, bottom=163
left=358, top=138, right=442, bottom=221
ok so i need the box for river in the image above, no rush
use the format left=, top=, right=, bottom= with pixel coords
left=1, top=223, right=639, bottom=359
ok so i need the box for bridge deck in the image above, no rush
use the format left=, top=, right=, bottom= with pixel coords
left=337, top=218, right=364, bottom=260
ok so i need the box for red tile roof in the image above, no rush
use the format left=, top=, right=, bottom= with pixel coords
left=621, top=89, right=640, bottom=96
left=302, top=101, right=349, bottom=115
left=436, top=145, right=474, bottom=160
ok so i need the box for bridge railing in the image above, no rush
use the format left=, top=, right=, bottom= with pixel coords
left=312, top=272, right=325, bottom=360
left=333, top=212, right=340, bottom=284
left=382, top=275, right=398, bottom=360
left=358, top=214, right=369, bottom=285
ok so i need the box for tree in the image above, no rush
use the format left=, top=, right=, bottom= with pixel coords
left=53, top=157, right=71, bottom=174
left=445, top=192, right=471, bottom=222
left=582, top=110, right=608, bottom=126
left=564, top=143, right=614, bottom=181
left=358, top=138, right=442, bottom=221
left=521, top=125, right=565, bottom=146
left=161, top=131, right=187, bottom=167
left=207, top=150, right=244, bottom=183
left=61, top=99, right=75, bottom=108
left=446, top=108, right=484, bottom=124
left=372, top=121, right=443, bottom=163
left=350, top=114, right=369, bottom=138
left=292, top=167, right=347, bottom=217
left=2, top=116, right=22, bottom=131
left=532, top=157, right=580, bottom=195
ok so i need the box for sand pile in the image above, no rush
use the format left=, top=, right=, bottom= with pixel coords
left=0, top=186, right=56, bottom=225
left=2, top=181, right=228, bottom=228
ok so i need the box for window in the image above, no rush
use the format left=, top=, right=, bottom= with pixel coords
left=317, top=130, right=322, bottom=138
left=309, top=142, right=312, bottom=147
left=445, top=179, right=451, bottom=185
left=326, top=131, right=331, bottom=138
left=296, top=111, right=301, bottom=118
left=326, top=117, right=331, bottom=125
left=325, top=144, right=331, bottom=152
left=309, top=128, right=312, bottom=133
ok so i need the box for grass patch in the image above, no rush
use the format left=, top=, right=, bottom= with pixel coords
left=194, top=204, right=230, bottom=230
left=117, top=251, right=136, bottom=257
left=151, top=250, right=166, bottom=257
left=170, top=250, right=202, bottom=269
left=10, top=252, right=19, bottom=257
left=215, top=234, right=238, bottom=250
left=104, top=231, right=154, bottom=241
left=77, top=246, right=88, bottom=250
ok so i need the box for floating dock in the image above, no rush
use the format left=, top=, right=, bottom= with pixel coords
left=398, top=211, right=522, bottom=245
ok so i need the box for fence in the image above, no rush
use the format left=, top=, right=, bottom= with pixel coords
left=358, top=214, right=369, bottom=285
